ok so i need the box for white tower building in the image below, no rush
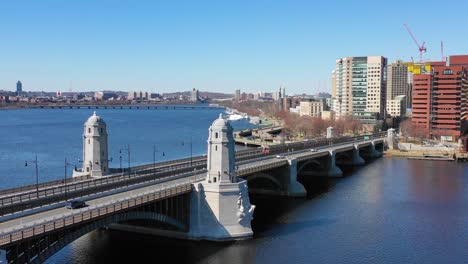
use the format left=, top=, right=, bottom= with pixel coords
left=189, top=114, right=255, bottom=240
left=206, top=114, right=236, bottom=183
left=74, top=111, right=109, bottom=177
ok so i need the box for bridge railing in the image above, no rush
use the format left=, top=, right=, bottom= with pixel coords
left=0, top=175, right=91, bottom=198
left=0, top=180, right=196, bottom=247
left=0, top=163, right=206, bottom=216
left=0, top=132, right=386, bottom=213
left=0, top=147, right=262, bottom=200
left=236, top=132, right=387, bottom=160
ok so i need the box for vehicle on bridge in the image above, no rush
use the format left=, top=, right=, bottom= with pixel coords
left=275, top=154, right=285, bottom=159
left=65, top=199, right=87, bottom=209
left=310, top=148, right=318, bottom=152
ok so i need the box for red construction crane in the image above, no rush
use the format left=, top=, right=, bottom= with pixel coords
left=404, top=24, right=427, bottom=63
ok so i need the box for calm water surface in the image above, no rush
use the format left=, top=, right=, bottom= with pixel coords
left=0, top=109, right=467, bottom=264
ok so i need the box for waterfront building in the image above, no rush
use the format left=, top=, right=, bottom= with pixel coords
left=16, top=81, right=22, bottom=96
left=412, top=55, right=468, bottom=140
left=94, top=91, right=118, bottom=101
left=234, top=89, right=241, bottom=101
left=128, top=91, right=149, bottom=100
left=332, top=56, right=387, bottom=122
left=386, top=95, right=406, bottom=118
left=191, top=88, right=199, bottom=102
left=300, top=99, right=323, bottom=117
left=387, top=60, right=411, bottom=109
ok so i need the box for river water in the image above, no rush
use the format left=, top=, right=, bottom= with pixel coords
left=0, top=108, right=467, bottom=264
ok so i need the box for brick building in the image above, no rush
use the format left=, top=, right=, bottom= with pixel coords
left=412, top=55, right=468, bottom=140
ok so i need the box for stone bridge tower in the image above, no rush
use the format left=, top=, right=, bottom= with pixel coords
left=73, top=111, right=109, bottom=177
left=190, top=114, right=255, bottom=240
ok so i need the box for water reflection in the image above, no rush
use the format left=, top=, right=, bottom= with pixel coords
left=46, top=158, right=468, bottom=264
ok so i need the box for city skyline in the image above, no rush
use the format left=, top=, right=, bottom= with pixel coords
left=1, top=1, right=468, bottom=94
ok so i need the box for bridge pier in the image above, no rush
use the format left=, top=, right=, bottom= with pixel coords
left=285, top=159, right=307, bottom=197
left=327, top=151, right=344, bottom=177
left=189, top=180, right=254, bottom=241
left=386, top=128, right=399, bottom=150
left=371, top=142, right=382, bottom=158
left=352, top=145, right=366, bottom=165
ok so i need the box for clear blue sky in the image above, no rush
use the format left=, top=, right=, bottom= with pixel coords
left=1, top=0, right=467, bottom=95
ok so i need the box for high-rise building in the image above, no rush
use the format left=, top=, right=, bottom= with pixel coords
left=127, top=91, right=149, bottom=100
left=234, top=89, right=241, bottom=101
left=191, top=88, right=199, bottom=102
left=16, top=81, right=22, bottom=96
left=331, top=70, right=337, bottom=98
left=412, top=55, right=468, bottom=140
left=387, top=60, right=411, bottom=108
left=332, top=56, right=387, bottom=122
left=273, top=91, right=280, bottom=101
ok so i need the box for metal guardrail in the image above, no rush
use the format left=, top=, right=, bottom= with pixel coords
left=0, top=182, right=194, bottom=247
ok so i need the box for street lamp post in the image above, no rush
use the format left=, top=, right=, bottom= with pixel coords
left=25, top=155, right=39, bottom=198
left=182, top=137, right=193, bottom=166
left=119, top=144, right=131, bottom=180
left=153, top=144, right=156, bottom=177
left=64, top=158, right=73, bottom=201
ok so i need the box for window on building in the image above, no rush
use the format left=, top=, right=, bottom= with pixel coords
left=443, top=69, right=453, bottom=75
left=88, top=128, right=91, bottom=133
left=88, top=139, right=90, bottom=144
left=215, top=145, right=218, bottom=151
left=215, top=132, right=218, bottom=138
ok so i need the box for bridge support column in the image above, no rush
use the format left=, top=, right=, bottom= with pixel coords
left=285, top=159, right=307, bottom=197
left=371, top=142, right=382, bottom=158
left=351, top=145, right=365, bottom=165
left=323, top=151, right=343, bottom=177
left=386, top=128, right=399, bottom=150
left=189, top=180, right=255, bottom=241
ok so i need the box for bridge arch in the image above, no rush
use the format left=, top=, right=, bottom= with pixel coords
left=15, top=211, right=186, bottom=264
left=245, top=172, right=283, bottom=190
left=297, top=159, right=322, bottom=175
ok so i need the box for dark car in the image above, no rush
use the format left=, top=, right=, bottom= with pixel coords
left=66, top=199, right=87, bottom=209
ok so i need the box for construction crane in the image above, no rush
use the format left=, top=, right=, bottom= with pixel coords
left=441, top=41, right=446, bottom=62
left=404, top=24, right=427, bottom=63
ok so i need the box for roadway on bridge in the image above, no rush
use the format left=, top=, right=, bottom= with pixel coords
left=237, top=139, right=380, bottom=174
left=0, top=172, right=206, bottom=234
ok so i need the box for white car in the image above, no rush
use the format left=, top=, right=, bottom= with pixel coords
left=276, top=154, right=285, bottom=159
left=310, top=148, right=318, bottom=152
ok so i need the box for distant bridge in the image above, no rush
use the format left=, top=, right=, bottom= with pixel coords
left=28, top=105, right=225, bottom=110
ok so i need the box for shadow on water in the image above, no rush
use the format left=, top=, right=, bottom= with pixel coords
left=54, top=228, right=240, bottom=264
left=250, top=175, right=336, bottom=236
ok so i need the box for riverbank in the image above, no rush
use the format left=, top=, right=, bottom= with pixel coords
left=384, top=148, right=468, bottom=162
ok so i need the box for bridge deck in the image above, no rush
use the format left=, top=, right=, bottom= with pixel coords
left=0, top=172, right=205, bottom=246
